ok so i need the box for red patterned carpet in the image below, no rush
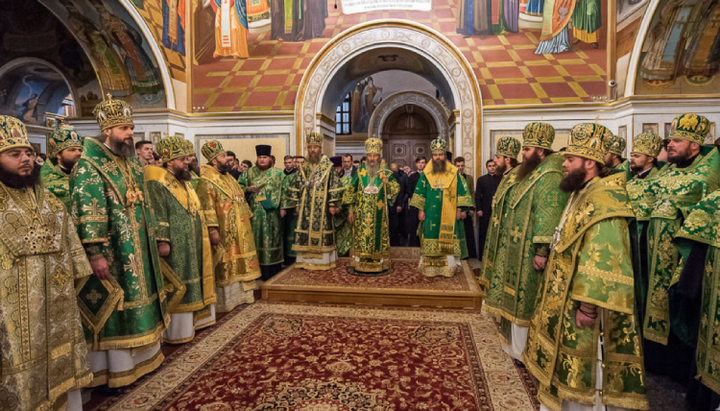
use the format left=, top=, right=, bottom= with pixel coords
left=267, top=259, right=471, bottom=291
left=91, top=302, right=539, bottom=410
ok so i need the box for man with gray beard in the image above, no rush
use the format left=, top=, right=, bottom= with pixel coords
left=285, top=132, right=345, bottom=270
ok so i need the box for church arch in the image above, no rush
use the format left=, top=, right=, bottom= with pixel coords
left=295, top=20, right=483, bottom=176
left=369, top=91, right=451, bottom=141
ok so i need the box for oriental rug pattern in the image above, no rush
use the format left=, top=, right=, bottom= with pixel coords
left=98, top=303, right=539, bottom=411
left=264, top=259, right=475, bottom=293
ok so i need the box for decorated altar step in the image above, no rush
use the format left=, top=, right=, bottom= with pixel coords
left=261, top=247, right=483, bottom=308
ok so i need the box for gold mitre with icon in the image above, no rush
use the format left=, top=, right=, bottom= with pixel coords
left=365, top=138, right=383, bottom=155
left=631, top=132, right=663, bottom=158
left=430, top=137, right=448, bottom=154
left=157, top=135, right=188, bottom=164
left=565, top=123, right=612, bottom=163
left=0, top=115, right=31, bottom=154
left=201, top=140, right=225, bottom=163
left=48, top=123, right=83, bottom=157
left=93, top=93, right=134, bottom=131
left=668, top=113, right=710, bottom=145
left=496, top=136, right=521, bottom=158
left=306, top=132, right=323, bottom=146
left=523, top=122, right=555, bottom=150
left=608, top=133, right=626, bottom=156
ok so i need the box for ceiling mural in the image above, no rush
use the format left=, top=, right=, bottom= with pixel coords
left=192, top=0, right=611, bottom=111
left=635, top=0, right=720, bottom=95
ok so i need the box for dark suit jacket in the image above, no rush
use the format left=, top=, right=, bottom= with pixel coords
left=405, top=171, right=422, bottom=205
left=475, top=173, right=502, bottom=217
left=391, top=170, right=407, bottom=208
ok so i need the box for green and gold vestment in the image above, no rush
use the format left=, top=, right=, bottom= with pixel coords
left=70, top=138, right=169, bottom=350
left=281, top=171, right=298, bottom=259
left=409, top=161, right=473, bottom=277
left=286, top=155, right=345, bottom=270
left=197, top=165, right=261, bottom=311
left=344, top=163, right=400, bottom=272
left=0, top=183, right=93, bottom=411
left=523, top=173, right=648, bottom=411
left=238, top=166, right=285, bottom=266
left=643, top=147, right=719, bottom=345
left=481, top=167, right=519, bottom=287
left=334, top=173, right=353, bottom=257
left=483, top=154, right=569, bottom=329
left=675, top=190, right=720, bottom=395
left=145, top=166, right=216, bottom=338
left=40, top=159, right=73, bottom=209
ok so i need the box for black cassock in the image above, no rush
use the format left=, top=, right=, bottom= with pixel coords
left=475, top=173, right=501, bottom=260
left=388, top=171, right=408, bottom=247
left=405, top=172, right=422, bottom=247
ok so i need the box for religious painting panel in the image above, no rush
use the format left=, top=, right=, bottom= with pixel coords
left=191, top=0, right=611, bottom=112
left=127, top=0, right=188, bottom=81
left=635, top=0, right=720, bottom=96
left=642, top=123, right=659, bottom=135
left=37, top=0, right=167, bottom=109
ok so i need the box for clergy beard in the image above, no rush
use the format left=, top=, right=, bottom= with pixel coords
left=667, top=145, right=693, bottom=164
left=559, top=168, right=588, bottom=193
left=216, top=161, right=233, bottom=174
left=0, top=163, right=40, bottom=189
left=495, top=162, right=507, bottom=175
left=516, top=152, right=542, bottom=181
left=189, top=158, right=200, bottom=175
left=366, top=163, right=380, bottom=178
left=257, top=163, right=270, bottom=171
left=431, top=159, right=446, bottom=174
left=308, top=151, right=321, bottom=164
left=108, top=136, right=135, bottom=158
left=59, top=159, right=77, bottom=174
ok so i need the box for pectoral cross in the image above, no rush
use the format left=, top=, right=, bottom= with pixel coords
left=510, top=226, right=523, bottom=243
left=432, top=179, right=444, bottom=190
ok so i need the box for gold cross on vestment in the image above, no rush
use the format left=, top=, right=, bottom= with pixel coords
left=86, top=288, right=103, bottom=305
left=81, top=198, right=103, bottom=217
left=509, top=227, right=523, bottom=243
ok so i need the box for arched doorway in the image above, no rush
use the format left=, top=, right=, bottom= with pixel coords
left=295, top=20, right=482, bottom=176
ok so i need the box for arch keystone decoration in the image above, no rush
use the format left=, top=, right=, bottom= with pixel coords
left=295, top=19, right=483, bottom=176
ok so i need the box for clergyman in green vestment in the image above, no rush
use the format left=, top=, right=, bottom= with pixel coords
left=482, top=123, right=569, bottom=364
left=642, top=114, right=719, bottom=380
left=40, top=125, right=84, bottom=209
left=286, top=132, right=345, bottom=270
left=345, top=138, right=400, bottom=273
left=70, top=95, right=169, bottom=388
left=238, top=144, right=285, bottom=280
left=523, top=123, right=648, bottom=411
left=182, top=138, right=202, bottom=189
left=604, top=133, right=626, bottom=172
left=409, top=138, right=473, bottom=277
left=625, top=131, right=664, bottom=328
left=674, top=190, right=720, bottom=398
left=331, top=155, right=353, bottom=257
left=145, top=136, right=217, bottom=344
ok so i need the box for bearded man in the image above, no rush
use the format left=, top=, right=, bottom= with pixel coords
left=345, top=138, right=400, bottom=272
left=523, top=123, right=648, bottom=411
left=197, top=141, right=261, bottom=311
left=145, top=136, right=217, bottom=344
left=481, top=123, right=569, bottom=364
left=410, top=138, right=473, bottom=277
left=625, top=132, right=664, bottom=328
left=285, top=132, right=345, bottom=270
left=604, top=133, right=627, bottom=172
left=182, top=139, right=201, bottom=189
left=70, top=95, right=168, bottom=387
left=40, top=124, right=83, bottom=208
left=238, top=145, right=285, bottom=280
left=0, top=116, right=92, bottom=411
left=643, top=113, right=720, bottom=382
left=331, top=156, right=353, bottom=257
left=281, top=155, right=298, bottom=266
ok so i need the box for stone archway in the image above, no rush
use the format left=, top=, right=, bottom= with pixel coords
left=368, top=91, right=451, bottom=139
left=295, top=19, right=483, bottom=176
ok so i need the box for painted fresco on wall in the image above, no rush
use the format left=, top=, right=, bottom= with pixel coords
left=128, top=0, right=187, bottom=81
left=0, top=0, right=102, bottom=119
left=192, top=0, right=610, bottom=111
left=635, top=0, right=720, bottom=95
left=38, top=0, right=167, bottom=108
left=617, top=0, right=648, bottom=25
